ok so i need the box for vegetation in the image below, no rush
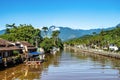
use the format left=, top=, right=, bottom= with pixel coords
left=42, top=26, right=48, bottom=37
left=13, top=50, right=19, bottom=56
left=40, top=38, right=54, bottom=53
left=40, top=28, right=63, bottom=53
left=0, top=24, right=42, bottom=46
left=64, top=24, right=120, bottom=50
left=0, top=24, right=63, bottom=53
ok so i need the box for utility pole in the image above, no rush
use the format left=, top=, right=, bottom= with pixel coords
left=35, top=36, right=38, bottom=48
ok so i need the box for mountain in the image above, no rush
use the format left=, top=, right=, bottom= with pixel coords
left=0, top=27, right=114, bottom=41
left=58, top=27, right=114, bottom=41
left=0, top=29, right=6, bottom=35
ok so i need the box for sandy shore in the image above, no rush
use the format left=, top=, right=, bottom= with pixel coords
left=65, top=46, right=120, bottom=59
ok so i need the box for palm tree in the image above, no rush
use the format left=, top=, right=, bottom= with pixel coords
left=5, top=23, right=17, bottom=34
left=52, top=30, right=60, bottom=46
left=92, top=32, right=96, bottom=35
left=6, top=23, right=17, bottom=28
left=42, top=27, right=48, bottom=37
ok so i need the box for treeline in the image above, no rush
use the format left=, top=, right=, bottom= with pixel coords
left=64, top=24, right=120, bottom=49
left=0, top=23, right=63, bottom=52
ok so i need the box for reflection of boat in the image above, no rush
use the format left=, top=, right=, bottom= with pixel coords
left=25, top=52, right=45, bottom=65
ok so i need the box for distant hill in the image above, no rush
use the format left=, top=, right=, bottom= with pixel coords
left=58, top=27, right=114, bottom=41
left=0, top=29, right=6, bottom=35
left=0, top=27, right=114, bottom=41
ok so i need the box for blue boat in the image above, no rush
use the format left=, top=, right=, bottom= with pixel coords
left=25, top=52, right=45, bottom=65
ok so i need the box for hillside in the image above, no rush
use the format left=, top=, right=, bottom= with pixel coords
left=59, top=27, right=114, bottom=41
left=0, top=27, right=114, bottom=41
left=65, top=23, right=120, bottom=48
left=0, top=29, right=6, bottom=35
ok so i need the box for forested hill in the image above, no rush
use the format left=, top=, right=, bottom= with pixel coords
left=0, top=26, right=115, bottom=41
left=59, top=27, right=114, bottom=41
left=0, top=29, right=5, bottom=35
left=65, top=23, right=120, bottom=47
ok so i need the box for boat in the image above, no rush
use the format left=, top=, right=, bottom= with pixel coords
left=25, top=52, right=45, bottom=65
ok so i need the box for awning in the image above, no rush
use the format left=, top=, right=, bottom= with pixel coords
left=29, top=52, right=43, bottom=56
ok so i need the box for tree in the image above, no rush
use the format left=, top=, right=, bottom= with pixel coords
left=40, top=27, right=63, bottom=53
left=42, top=27, right=48, bottom=37
left=92, top=32, right=96, bottom=35
left=40, top=38, right=54, bottom=53
left=52, top=30, right=60, bottom=46
left=6, top=23, right=17, bottom=28
left=0, top=24, right=42, bottom=46
left=65, top=24, right=120, bottom=50
left=5, top=23, right=17, bottom=34
left=51, top=30, right=63, bottom=48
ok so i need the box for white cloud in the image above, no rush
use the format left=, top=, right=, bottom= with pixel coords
left=52, top=27, right=60, bottom=31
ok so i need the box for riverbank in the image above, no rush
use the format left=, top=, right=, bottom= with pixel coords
left=65, top=46, right=120, bottom=59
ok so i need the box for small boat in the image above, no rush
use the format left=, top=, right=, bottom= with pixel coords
left=26, top=61, right=42, bottom=65
left=25, top=52, right=45, bottom=65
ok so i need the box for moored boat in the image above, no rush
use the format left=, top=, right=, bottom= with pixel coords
left=25, top=51, right=45, bottom=65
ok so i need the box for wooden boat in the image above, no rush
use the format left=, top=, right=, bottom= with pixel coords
left=25, top=61, right=42, bottom=65
left=25, top=52, right=45, bottom=65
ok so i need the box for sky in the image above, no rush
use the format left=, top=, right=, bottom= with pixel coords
left=0, top=0, right=120, bottom=30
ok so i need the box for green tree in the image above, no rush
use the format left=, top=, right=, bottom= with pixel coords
left=40, top=28, right=63, bottom=53
left=40, top=38, right=54, bottom=53
left=0, top=24, right=42, bottom=46
left=65, top=23, right=120, bottom=50
left=52, top=30, right=60, bottom=45
left=42, top=26, right=48, bottom=37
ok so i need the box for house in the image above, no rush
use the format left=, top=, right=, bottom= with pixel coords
left=109, top=44, right=118, bottom=51
left=0, top=38, right=23, bottom=67
left=0, top=38, right=22, bottom=58
left=15, top=41, right=37, bottom=53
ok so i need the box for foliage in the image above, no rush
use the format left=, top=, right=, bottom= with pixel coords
left=40, top=27, right=63, bottom=53
left=55, top=38, right=63, bottom=49
left=42, top=26, right=48, bottom=37
left=40, top=38, right=54, bottom=53
left=52, top=30, right=60, bottom=45
left=0, top=24, right=63, bottom=53
left=13, top=50, right=19, bottom=56
left=0, top=24, right=42, bottom=46
left=64, top=24, right=120, bottom=49
left=51, top=30, right=63, bottom=49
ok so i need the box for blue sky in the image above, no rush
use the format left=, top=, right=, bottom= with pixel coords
left=0, top=0, right=120, bottom=30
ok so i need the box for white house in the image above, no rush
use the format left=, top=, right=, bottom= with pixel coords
left=109, top=44, right=118, bottom=51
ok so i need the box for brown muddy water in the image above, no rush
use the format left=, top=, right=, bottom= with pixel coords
left=0, top=48, right=120, bottom=80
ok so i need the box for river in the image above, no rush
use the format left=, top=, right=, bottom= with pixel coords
left=0, top=48, right=120, bottom=80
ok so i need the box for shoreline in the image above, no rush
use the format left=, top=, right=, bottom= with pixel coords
left=65, top=46, right=120, bottom=59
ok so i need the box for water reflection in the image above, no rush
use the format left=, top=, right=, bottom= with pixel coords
left=0, top=64, right=42, bottom=80
left=0, top=52, right=62, bottom=80
left=66, top=47, right=120, bottom=66
left=0, top=49, right=120, bottom=80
